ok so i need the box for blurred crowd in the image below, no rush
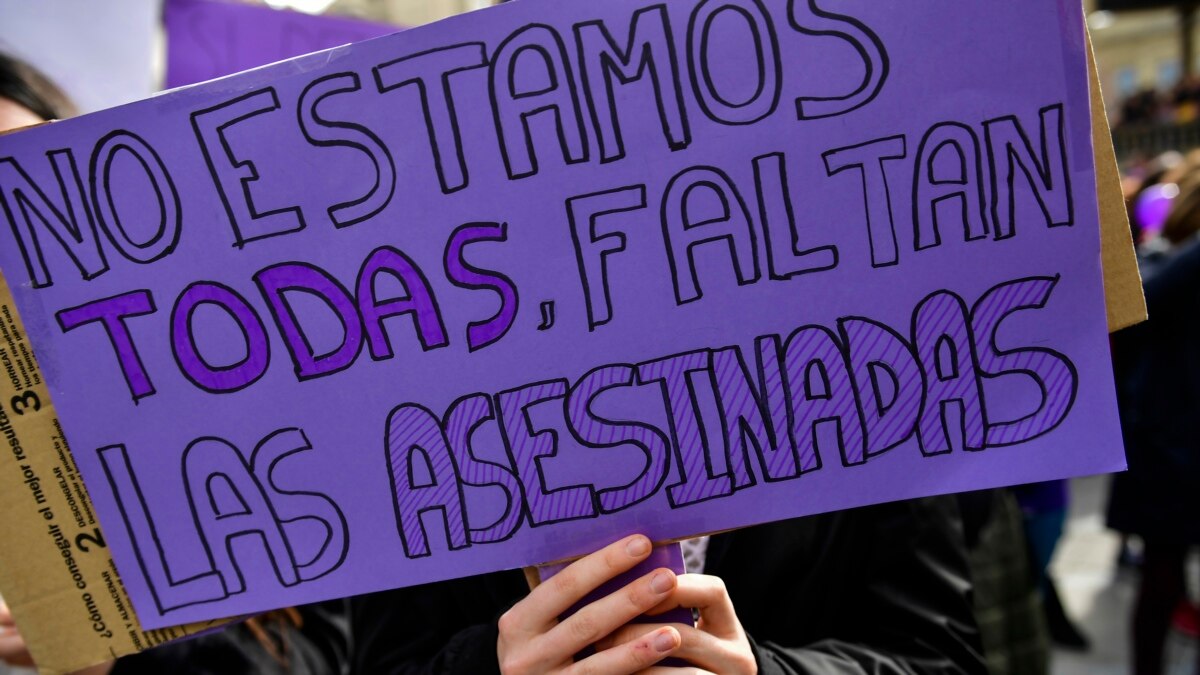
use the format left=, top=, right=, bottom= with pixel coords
left=1117, top=75, right=1200, bottom=128
left=1106, top=144, right=1200, bottom=675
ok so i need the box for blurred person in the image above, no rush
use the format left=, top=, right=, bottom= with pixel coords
left=1171, top=75, right=1200, bottom=125
left=1159, top=169, right=1200, bottom=246
left=957, top=489, right=1051, bottom=675
left=351, top=497, right=987, bottom=674
left=3, top=42, right=983, bottom=675
left=0, top=52, right=75, bottom=129
left=1110, top=153, right=1187, bottom=573
left=0, top=52, right=351, bottom=675
left=2, top=47, right=986, bottom=675
left=1011, top=481, right=1089, bottom=650
left=1124, top=151, right=1185, bottom=248
left=0, top=48, right=94, bottom=675
left=1119, top=88, right=1162, bottom=128
left=1109, top=169, right=1200, bottom=675
left=0, top=601, right=350, bottom=675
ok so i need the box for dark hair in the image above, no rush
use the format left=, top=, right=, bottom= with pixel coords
left=1163, top=170, right=1200, bottom=245
left=0, top=52, right=76, bottom=121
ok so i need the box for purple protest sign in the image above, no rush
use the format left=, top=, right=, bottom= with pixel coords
left=0, top=0, right=1122, bottom=628
left=164, top=0, right=397, bottom=89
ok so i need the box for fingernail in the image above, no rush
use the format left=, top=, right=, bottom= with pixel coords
left=650, top=571, right=674, bottom=594
left=626, top=535, right=649, bottom=557
left=653, top=629, right=677, bottom=653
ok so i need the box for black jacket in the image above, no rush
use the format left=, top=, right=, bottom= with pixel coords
left=350, top=496, right=986, bottom=674
left=1109, top=236, right=1200, bottom=543
left=111, top=602, right=351, bottom=675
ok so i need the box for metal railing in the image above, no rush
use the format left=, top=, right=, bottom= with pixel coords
left=1112, top=121, right=1200, bottom=164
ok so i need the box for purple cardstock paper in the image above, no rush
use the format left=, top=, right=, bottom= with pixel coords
left=164, top=0, right=397, bottom=89
left=0, top=0, right=1123, bottom=628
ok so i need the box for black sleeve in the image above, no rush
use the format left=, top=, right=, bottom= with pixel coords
left=741, top=498, right=986, bottom=675
left=351, top=603, right=499, bottom=675
left=350, top=571, right=526, bottom=675
left=352, top=500, right=983, bottom=675
left=291, top=600, right=353, bottom=675
left=1143, top=238, right=1200, bottom=319
left=111, top=601, right=352, bottom=675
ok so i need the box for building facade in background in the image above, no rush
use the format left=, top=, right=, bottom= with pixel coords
left=330, top=0, right=498, bottom=27
left=1091, top=9, right=1194, bottom=101
left=344, top=0, right=1191, bottom=131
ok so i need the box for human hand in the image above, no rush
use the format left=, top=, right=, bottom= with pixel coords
left=598, top=574, right=756, bottom=674
left=497, top=534, right=684, bottom=674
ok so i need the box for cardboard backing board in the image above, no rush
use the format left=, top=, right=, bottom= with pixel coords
left=0, top=23, right=1144, bottom=675
left=1089, top=31, right=1147, bottom=332
left=0, top=266, right=229, bottom=675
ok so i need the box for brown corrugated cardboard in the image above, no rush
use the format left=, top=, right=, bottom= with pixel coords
left=1090, top=31, right=1147, bottom=331
left=0, top=268, right=227, bottom=675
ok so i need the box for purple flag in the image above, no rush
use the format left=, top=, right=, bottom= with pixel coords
left=164, top=0, right=398, bottom=89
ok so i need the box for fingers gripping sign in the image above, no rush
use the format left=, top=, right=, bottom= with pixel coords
left=498, top=535, right=683, bottom=674
left=599, top=574, right=757, bottom=674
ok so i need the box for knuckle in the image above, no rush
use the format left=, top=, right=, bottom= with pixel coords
left=706, top=576, right=728, bottom=598
left=497, top=609, right=519, bottom=636
left=569, top=660, right=596, bottom=675
left=570, top=614, right=600, bottom=643
left=553, top=570, right=582, bottom=599
left=628, top=642, right=655, bottom=668
left=602, top=548, right=623, bottom=574
left=611, top=624, right=637, bottom=648
left=499, top=654, right=529, bottom=674
left=625, top=585, right=651, bottom=614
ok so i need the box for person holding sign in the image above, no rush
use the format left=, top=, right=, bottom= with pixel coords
left=0, top=0, right=1123, bottom=672
left=351, top=497, right=986, bottom=674
left=0, top=52, right=354, bottom=675
left=1109, top=171, right=1200, bottom=675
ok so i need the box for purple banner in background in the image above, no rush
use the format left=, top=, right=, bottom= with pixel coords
left=0, top=0, right=1122, bottom=629
left=164, top=0, right=397, bottom=89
